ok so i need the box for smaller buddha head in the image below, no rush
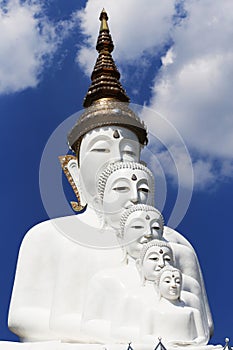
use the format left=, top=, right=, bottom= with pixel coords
left=157, top=266, right=182, bottom=301
left=137, top=239, right=174, bottom=283
left=98, top=162, right=155, bottom=229
left=119, top=204, right=164, bottom=259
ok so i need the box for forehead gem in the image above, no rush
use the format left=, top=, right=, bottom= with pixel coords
left=146, top=215, right=150, bottom=220
left=172, top=274, right=175, bottom=278
left=159, top=249, right=163, bottom=254
left=113, top=130, right=120, bottom=139
left=131, top=174, right=137, bottom=181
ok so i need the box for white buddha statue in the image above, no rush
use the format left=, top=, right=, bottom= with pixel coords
left=141, top=266, right=208, bottom=346
left=80, top=205, right=171, bottom=343
left=82, top=194, right=211, bottom=345
left=137, top=239, right=210, bottom=339
left=7, top=8, right=213, bottom=346
left=109, top=239, right=208, bottom=344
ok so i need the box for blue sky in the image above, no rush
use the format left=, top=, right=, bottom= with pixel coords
left=0, top=0, right=233, bottom=345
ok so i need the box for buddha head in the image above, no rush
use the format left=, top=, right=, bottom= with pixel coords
left=67, top=101, right=148, bottom=205
left=157, top=266, right=182, bottom=301
left=137, top=239, right=174, bottom=283
left=97, top=161, right=155, bottom=229
left=119, top=204, right=164, bottom=259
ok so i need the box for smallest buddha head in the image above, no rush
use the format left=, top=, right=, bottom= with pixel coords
left=157, top=266, right=182, bottom=301
left=98, top=162, right=155, bottom=229
left=137, top=239, right=174, bottom=284
left=119, top=204, right=164, bottom=259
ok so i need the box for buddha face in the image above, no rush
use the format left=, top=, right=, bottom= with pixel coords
left=122, top=210, right=163, bottom=259
left=79, top=126, right=140, bottom=203
left=141, top=245, right=173, bottom=281
left=102, top=168, right=154, bottom=229
left=159, top=270, right=182, bottom=300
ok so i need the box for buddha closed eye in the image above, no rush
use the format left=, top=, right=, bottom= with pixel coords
left=165, top=255, right=171, bottom=260
left=91, top=148, right=110, bottom=153
left=90, top=140, right=111, bottom=153
left=123, top=150, right=135, bottom=156
left=151, top=222, right=161, bottom=230
left=149, top=256, right=159, bottom=261
left=112, top=185, right=130, bottom=193
left=131, top=225, right=145, bottom=230
left=138, top=187, right=149, bottom=193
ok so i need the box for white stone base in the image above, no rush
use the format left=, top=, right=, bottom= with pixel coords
left=0, top=341, right=223, bottom=350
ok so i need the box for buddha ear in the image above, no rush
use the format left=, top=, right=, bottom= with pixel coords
left=92, top=195, right=103, bottom=212
left=67, top=157, right=87, bottom=207
left=59, top=155, right=87, bottom=209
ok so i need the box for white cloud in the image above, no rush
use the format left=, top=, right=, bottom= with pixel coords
left=75, top=0, right=176, bottom=75
left=161, top=48, right=174, bottom=66
left=0, top=0, right=76, bottom=94
left=192, top=159, right=215, bottom=190
left=150, top=0, right=233, bottom=187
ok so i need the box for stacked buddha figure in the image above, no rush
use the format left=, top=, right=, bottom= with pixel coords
left=8, top=9, right=213, bottom=348
left=81, top=202, right=209, bottom=345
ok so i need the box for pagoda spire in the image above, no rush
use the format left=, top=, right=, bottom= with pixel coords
left=83, top=9, right=130, bottom=108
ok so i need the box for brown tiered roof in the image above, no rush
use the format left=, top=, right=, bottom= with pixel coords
left=83, top=9, right=130, bottom=107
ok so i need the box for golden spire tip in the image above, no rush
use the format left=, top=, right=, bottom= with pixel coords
left=99, top=8, right=109, bottom=31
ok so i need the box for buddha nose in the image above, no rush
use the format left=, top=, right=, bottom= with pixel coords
left=130, top=186, right=139, bottom=204
left=171, top=280, right=177, bottom=288
left=158, top=256, right=165, bottom=268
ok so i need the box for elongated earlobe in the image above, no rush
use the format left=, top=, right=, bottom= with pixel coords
left=59, top=155, right=87, bottom=210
